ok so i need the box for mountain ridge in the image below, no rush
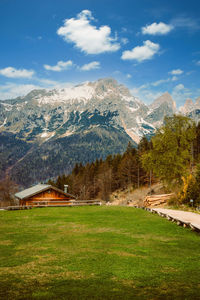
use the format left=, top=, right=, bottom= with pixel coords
left=0, top=77, right=199, bottom=186
left=0, top=78, right=153, bottom=144
left=1, top=77, right=199, bottom=146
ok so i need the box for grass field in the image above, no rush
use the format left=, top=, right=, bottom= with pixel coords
left=0, top=206, right=200, bottom=300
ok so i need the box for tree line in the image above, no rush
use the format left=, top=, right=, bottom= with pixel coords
left=50, top=115, right=200, bottom=206
left=141, top=115, right=200, bottom=206
left=48, top=139, right=152, bottom=201
left=2, top=114, right=200, bottom=207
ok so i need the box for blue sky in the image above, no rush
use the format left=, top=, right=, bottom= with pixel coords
left=0, top=0, right=200, bottom=106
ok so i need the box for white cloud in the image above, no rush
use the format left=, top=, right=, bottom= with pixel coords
left=196, top=61, right=200, bottom=66
left=44, top=60, right=73, bottom=72
left=186, top=71, right=194, bottom=75
left=142, top=91, right=163, bottom=104
left=130, top=84, right=149, bottom=96
left=121, top=37, right=128, bottom=45
left=172, top=83, right=192, bottom=106
left=171, top=76, right=178, bottom=81
left=142, top=22, right=173, bottom=35
left=121, top=40, right=160, bottom=62
left=131, top=82, right=194, bottom=107
left=169, top=69, right=183, bottom=75
left=174, top=83, right=185, bottom=91
left=80, top=61, right=100, bottom=71
left=0, top=83, right=40, bottom=100
left=57, top=10, right=120, bottom=54
left=0, top=67, right=34, bottom=78
left=171, top=16, right=200, bottom=31
left=126, top=74, right=132, bottom=78
left=151, top=75, right=180, bottom=86
left=131, top=85, right=163, bottom=104
left=37, top=78, right=60, bottom=86
left=35, top=78, right=74, bottom=89
left=113, top=70, right=121, bottom=75
left=0, top=79, right=75, bottom=100
left=121, top=27, right=128, bottom=33
left=152, top=78, right=170, bottom=86
left=130, top=87, right=141, bottom=96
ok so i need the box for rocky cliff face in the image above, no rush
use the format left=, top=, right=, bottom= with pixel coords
left=179, top=97, right=200, bottom=122
left=0, top=77, right=199, bottom=186
left=145, top=92, right=177, bottom=128
left=0, top=78, right=154, bottom=144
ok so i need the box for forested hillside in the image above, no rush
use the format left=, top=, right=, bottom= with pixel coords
left=50, top=115, right=200, bottom=206
left=48, top=138, right=152, bottom=201
left=0, top=132, right=31, bottom=179
left=8, top=126, right=133, bottom=187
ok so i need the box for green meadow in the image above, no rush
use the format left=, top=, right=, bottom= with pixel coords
left=0, top=206, right=200, bottom=299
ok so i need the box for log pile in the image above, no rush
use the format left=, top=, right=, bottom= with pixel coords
left=144, top=193, right=174, bottom=207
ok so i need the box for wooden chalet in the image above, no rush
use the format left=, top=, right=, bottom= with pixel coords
left=15, top=184, right=76, bottom=207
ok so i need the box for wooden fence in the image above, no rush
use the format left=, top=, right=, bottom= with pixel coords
left=1, top=200, right=102, bottom=210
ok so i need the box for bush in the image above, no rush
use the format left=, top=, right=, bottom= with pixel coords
left=179, top=166, right=200, bottom=206
left=167, top=195, right=180, bottom=207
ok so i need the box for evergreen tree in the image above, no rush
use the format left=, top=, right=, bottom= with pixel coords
left=138, top=136, right=151, bottom=154
left=141, top=115, right=196, bottom=187
left=194, top=122, right=200, bottom=161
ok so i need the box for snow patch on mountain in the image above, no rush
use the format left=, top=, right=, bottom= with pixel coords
left=1, top=77, right=199, bottom=145
left=0, top=118, right=7, bottom=128
left=1, top=102, right=13, bottom=111
left=40, top=131, right=55, bottom=140
left=179, top=97, right=200, bottom=115
left=36, top=84, right=95, bottom=105
left=179, top=99, right=194, bottom=114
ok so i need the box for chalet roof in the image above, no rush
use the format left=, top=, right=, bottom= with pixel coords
left=15, top=184, right=76, bottom=200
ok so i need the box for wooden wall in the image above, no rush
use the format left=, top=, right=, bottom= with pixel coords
left=20, top=188, right=74, bottom=206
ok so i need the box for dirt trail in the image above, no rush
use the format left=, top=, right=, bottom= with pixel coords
left=153, top=208, right=200, bottom=229
left=110, top=183, right=165, bottom=206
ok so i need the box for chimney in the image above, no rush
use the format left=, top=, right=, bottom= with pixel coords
left=64, top=185, right=68, bottom=193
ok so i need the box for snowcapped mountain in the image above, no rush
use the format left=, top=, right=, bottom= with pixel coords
left=0, top=78, right=154, bottom=144
left=179, top=98, right=194, bottom=114
left=145, top=92, right=177, bottom=128
left=0, top=77, right=199, bottom=186
left=179, top=97, right=200, bottom=121
left=150, top=92, right=176, bottom=111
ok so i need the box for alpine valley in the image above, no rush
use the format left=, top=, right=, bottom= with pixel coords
left=0, top=78, right=199, bottom=187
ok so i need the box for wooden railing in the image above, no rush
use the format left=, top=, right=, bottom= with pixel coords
left=1, top=200, right=102, bottom=210
left=1, top=199, right=102, bottom=210
left=2, top=206, right=32, bottom=210
left=29, top=199, right=101, bottom=207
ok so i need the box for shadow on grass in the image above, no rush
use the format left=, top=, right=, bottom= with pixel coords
left=1, top=276, right=200, bottom=300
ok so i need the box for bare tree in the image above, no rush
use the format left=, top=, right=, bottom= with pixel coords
left=0, top=177, right=18, bottom=207
left=97, top=167, right=112, bottom=202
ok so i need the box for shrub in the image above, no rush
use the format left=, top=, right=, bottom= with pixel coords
left=179, top=166, right=200, bottom=206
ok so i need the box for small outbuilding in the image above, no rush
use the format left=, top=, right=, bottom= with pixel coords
left=15, top=184, right=76, bottom=207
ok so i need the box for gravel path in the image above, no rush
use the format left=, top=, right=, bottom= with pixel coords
left=152, top=208, right=200, bottom=231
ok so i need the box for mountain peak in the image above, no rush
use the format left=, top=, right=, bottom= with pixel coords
left=24, top=89, right=47, bottom=99
left=163, top=91, right=171, bottom=97
left=97, top=77, right=118, bottom=85
left=196, top=97, right=200, bottom=107
left=185, top=98, right=193, bottom=105
left=150, top=92, right=176, bottom=111
left=179, top=98, right=194, bottom=114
